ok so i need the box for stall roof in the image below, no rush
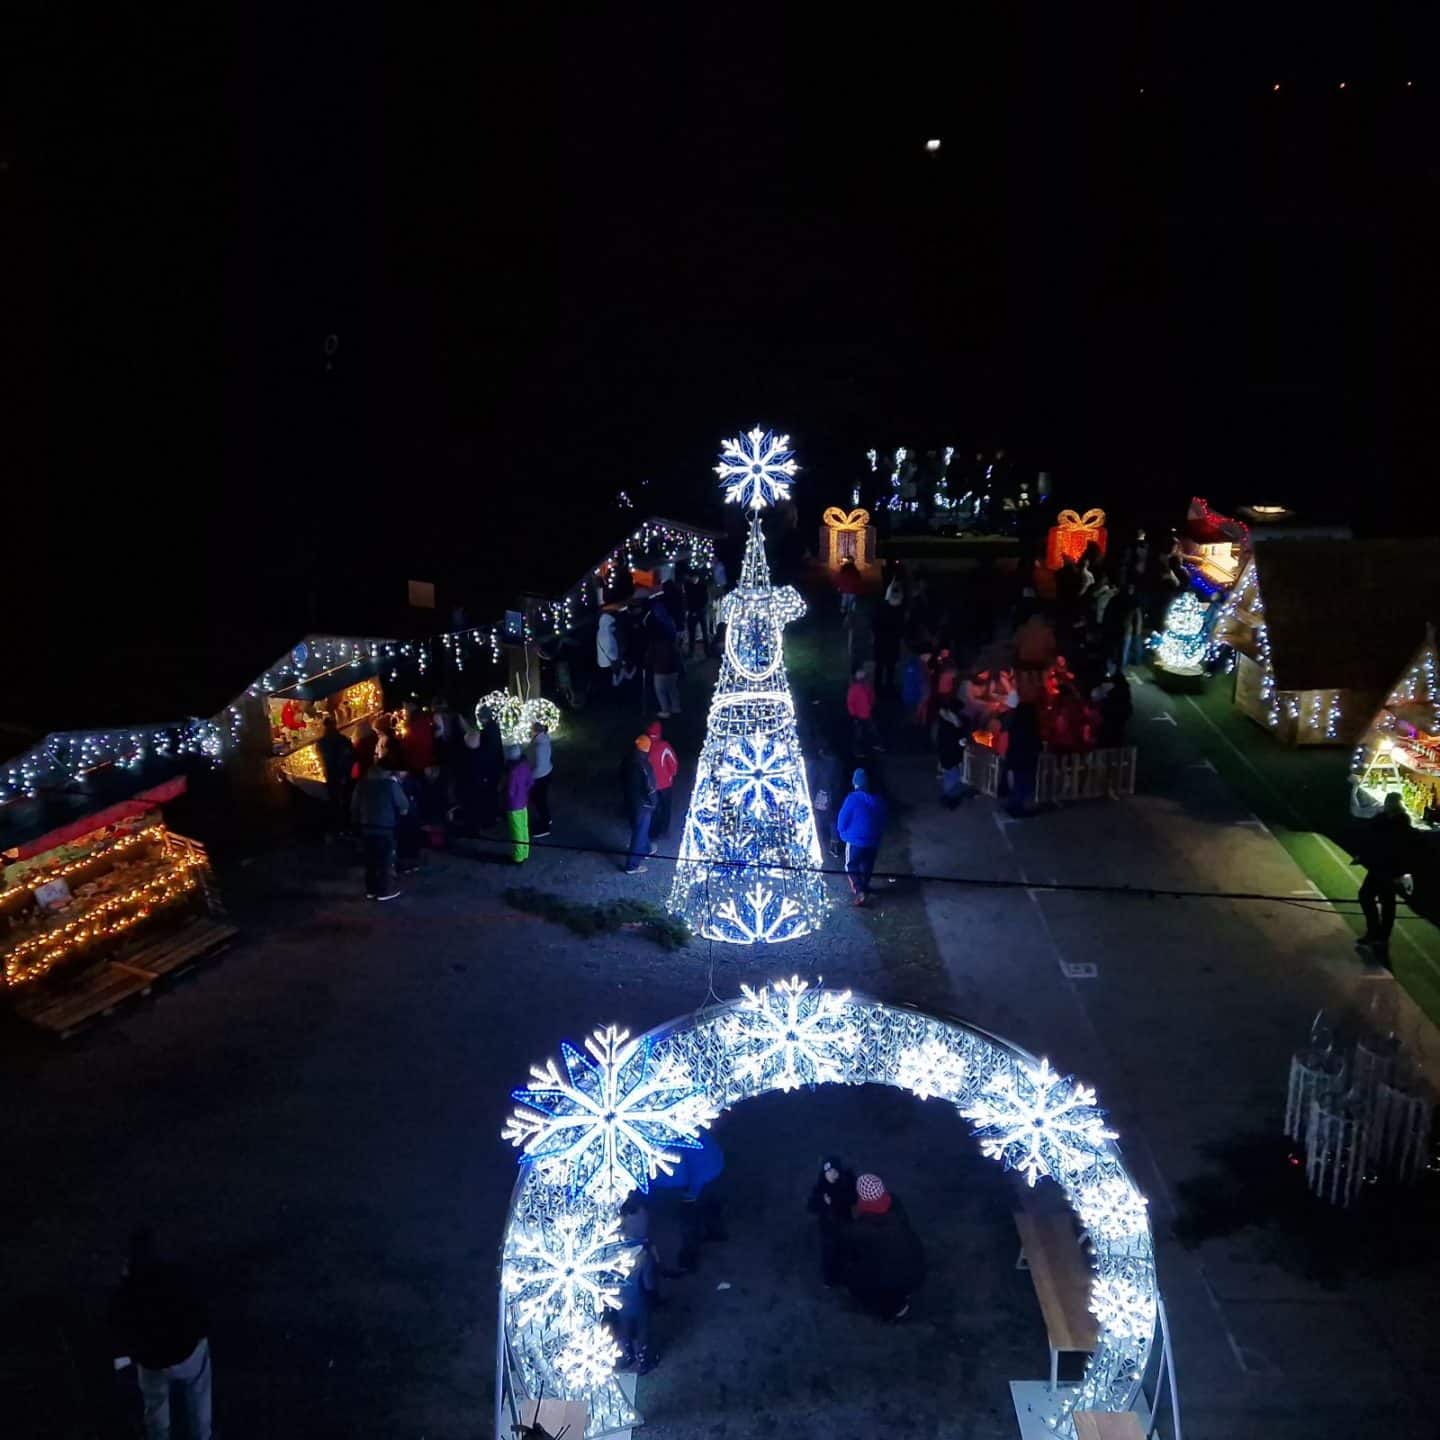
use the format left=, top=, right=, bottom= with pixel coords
left=1255, top=539, right=1440, bottom=693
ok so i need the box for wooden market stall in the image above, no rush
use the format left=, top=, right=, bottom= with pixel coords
left=2, top=778, right=236, bottom=1036
left=1350, top=624, right=1440, bottom=826
left=1213, top=539, right=1440, bottom=746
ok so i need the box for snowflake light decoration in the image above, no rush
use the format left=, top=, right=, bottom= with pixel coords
left=961, top=1056, right=1118, bottom=1187
left=894, top=1036, right=968, bottom=1102
left=719, top=976, right=858, bottom=1091
left=553, top=1321, right=623, bottom=1391
left=717, top=733, right=795, bottom=819
left=502, top=1209, right=636, bottom=1331
left=1088, top=1271, right=1156, bottom=1342
left=1073, top=1175, right=1149, bottom=1243
left=715, top=427, right=799, bottom=510
left=712, top=882, right=805, bottom=944
left=503, top=1026, right=716, bottom=1202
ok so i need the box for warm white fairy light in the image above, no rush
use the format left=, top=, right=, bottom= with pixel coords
left=961, top=1056, right=1119, bottom=1187
left=667, top=433, right=828, bottom=944
left=497, top=986, right=1157, bottom=1438
left=502, top=1026, right=716, bottom=1204
left=475, top=691, right=562, bottom=748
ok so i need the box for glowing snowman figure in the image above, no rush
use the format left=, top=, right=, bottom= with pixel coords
left=668, top=429, right=829, bottom=944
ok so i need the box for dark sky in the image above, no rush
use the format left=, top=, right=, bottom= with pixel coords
left=5, top=4, right=1438, bottom=664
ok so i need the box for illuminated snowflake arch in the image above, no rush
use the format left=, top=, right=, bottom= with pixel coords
left=496, top=990, right=1158, bottom=1439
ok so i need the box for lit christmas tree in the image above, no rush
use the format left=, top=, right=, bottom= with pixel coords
left=667, top=429, right=829, bottom=944
left=1151, top=590, right=1209, bottom=676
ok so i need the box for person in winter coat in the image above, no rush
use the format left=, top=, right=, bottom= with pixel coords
left=807, top=1156, right=859, bottom=1286
left=834, top=558, right=864, bottom=615
left=454, top=727, right=499, bottom=832
left=622, top=735, right=658, bottom=873
left=351, top=750, right=410, bottom=899
left=644, top=721, right=680, bottom=841
left=1350, top=792, right=1417, bottom=963
left=683, top=569, right=711, bottom=656
left=1093, top=668, right=1133, bottom=748
left=110, top=1229, right=213, bottom=1440
left=503, top=745, right=534, bottom=863
left=873, top=589, right=904, bottom=696
left=836, top=768, right=886, bottom=906
left=596, top=609, right=623, bottom=689
left=649, top=1130, right=727, bottom=1271
left=839, top=1173, right=925, bottom=1320
left=612, top=1194, right=661, bottom=1375
left=315, top=714, right=355, bottom=836
left=647, top=603, right=683, bottom=718
left=936, top=704, right=967, bottom=807
left=1004, top=696, right=1042, bottom=817
left=846, top=666, right=882, bottom=754
left=810, top=737, right=843, bottom=859
left=527, top=721, right=553, bottom=838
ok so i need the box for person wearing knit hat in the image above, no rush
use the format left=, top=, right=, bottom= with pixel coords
left=835, top=769, right=887, bottom=906
left=621, top=734, right=659, bottom=873
left=837, top=1171, right=925, bottom=1320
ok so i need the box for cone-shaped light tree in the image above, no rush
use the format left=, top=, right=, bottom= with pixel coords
left=667, top=428, right=829, bottom=944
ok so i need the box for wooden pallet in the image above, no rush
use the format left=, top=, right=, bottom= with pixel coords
left=15, top=917, right=239, bottom=1039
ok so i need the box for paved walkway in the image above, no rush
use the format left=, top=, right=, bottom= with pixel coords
left=1, top=603, right=1436, bottom=1439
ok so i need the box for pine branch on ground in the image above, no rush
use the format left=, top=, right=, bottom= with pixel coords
left=503, top=887, right=691, bottom=950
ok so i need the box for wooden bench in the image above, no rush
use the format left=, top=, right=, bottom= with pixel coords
left=1073, top=1411, right=1146, bottom=1440
left=1014, top=1211, right=1099, bottom=1391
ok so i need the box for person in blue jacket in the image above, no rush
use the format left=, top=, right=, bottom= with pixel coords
left=648, top=1130, right=727, bottom=1271
left=836, top=768, right=887, bottom=906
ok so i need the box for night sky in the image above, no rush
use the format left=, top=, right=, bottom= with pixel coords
left=5, top=5, right=1437, bottom=710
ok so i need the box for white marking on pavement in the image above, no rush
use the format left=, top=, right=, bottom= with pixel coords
left=1185, top=758, right=1218, bottom=772
left=1150, top=712, right=1177, bottom=726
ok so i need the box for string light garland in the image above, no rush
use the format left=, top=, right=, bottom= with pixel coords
left=668, top=430, right=828, bottom=945
left=0, top=822, right=165, bottom=907
left=496, top=987, right=1157, bottom=1437
left=3, top=847, right=203, bottom=987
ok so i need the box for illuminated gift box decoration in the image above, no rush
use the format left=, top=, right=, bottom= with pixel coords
left=1045, top=508, right=1107, bottom=571
left=820, top=507, right=876, bottom=570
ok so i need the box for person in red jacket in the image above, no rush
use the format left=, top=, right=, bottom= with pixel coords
left=846, top=666, right=882, bottom=754
left=645, top=721, right=680, bottom=842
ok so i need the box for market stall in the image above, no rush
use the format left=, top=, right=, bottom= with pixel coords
left=265, top=672, right=388, bottom=795
left=1213, top=539, right=1440, bottom=746
left=1350, top=625, right=1440, bottom=826
left=2, top=778, right=235, bottom=1035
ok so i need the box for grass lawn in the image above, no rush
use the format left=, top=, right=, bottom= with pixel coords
left=1166, top=666, right=1440, bottom=1026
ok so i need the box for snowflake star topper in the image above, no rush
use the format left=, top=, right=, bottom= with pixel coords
left=894, top=1036, right=968, bottom=1102
left=960, top=1056, right=1118, bottom=1187
left=716, top=427, right=799, bottom=510
left=503, top=1026, right=716, bottom=1202
left=502, top=1209, right=636, bottom=1331
left=720, top=976, right=858, bottom=1091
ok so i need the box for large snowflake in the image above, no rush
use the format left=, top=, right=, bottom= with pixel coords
left=717, top=733, right=796, bottom=819
left=502, top=1209, right=636, bottom=1331
left=960, top=1056, right=1117, bottom=1187
left=715, top=427, right=798, bottom=510
left=894, top=1036, right=968, bottom=1102
left=710, top=881, right=807, bottom=944
left=1072, top=1175, right=1149, bottom=1243
left=1088, top=1271, right=1156, bottom=1342
left=720, top=976, right=858, bottom=1090
left=503, top=1026, right=716, bottom=1202
left=553, top=1321, right=623, bottom=1391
